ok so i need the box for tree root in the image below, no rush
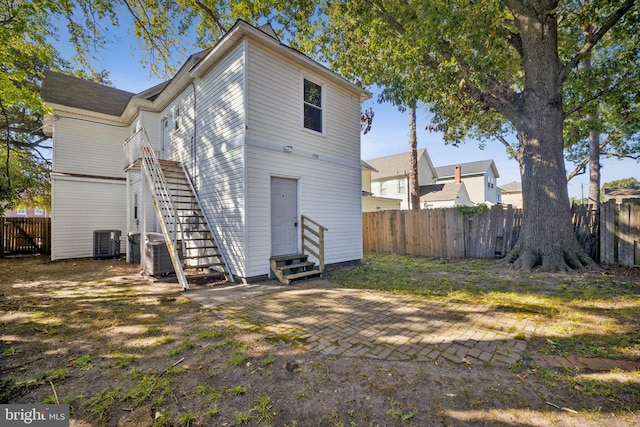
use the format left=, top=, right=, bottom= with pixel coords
left=500, top=240, right=599, bottom=273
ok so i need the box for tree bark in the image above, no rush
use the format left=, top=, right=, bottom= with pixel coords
left=504, top=0, right=598, bottom=271
left=408, top=105, right=420, bottom=210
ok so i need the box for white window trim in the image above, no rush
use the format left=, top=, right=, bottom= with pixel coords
left=301, top=75, right=325, bottom=135
left=173, top=106, right=182, bottom=131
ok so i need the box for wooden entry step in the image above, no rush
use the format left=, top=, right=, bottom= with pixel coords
left=270, top=253, right=321, bottom=284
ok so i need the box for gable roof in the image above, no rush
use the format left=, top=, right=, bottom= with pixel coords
left=361, top=160, right=378, bottom=172
left=498, top=181, right=522, bottom=193
left=419, top=182, right=466, bottom=202
left=42, top=20, right=369, bottom=123
left=366, top=149, right=429, bottom=179
left=41, top=70, right=135, bottom=116
left=436, top=159, right=499, bottom=179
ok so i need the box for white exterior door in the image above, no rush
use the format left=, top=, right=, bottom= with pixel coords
left=271, top=177, right=298, bottom=256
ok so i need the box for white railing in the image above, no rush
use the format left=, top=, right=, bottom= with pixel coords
left=301, top=215, right=327, bottom=276
left=123, top=128, right=189, bottom=289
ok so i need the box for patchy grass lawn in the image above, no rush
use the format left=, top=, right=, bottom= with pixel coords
left=1, top=253, right=639, bottom=426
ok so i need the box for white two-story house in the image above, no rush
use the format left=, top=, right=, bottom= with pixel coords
left=42, top=20, right=369, bottom=287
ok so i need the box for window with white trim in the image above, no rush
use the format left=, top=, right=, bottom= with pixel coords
left=303, top=78, right=323, bottom=133
left=398, top=178, right=406, bottom=194
left=173, top=106, right=181, bottom=131
left=380, top=181, right=388, bottom=196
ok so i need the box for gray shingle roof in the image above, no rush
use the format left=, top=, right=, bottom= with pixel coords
left=366, top=149, right=427, bottom=179
left=419, top=182, right=465, bottom=202
left=41, top=70, right=135, bottom=116
left=435, top=159, right=499, bottom=179
left=498, top=181, right=522, bottom=193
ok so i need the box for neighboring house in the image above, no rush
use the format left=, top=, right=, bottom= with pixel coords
left=435, top=160, right=500, bottom=205
left=361, top=161, right=401, bottom=212
left=365, top=149, right=438, bottom=209
left=604, top=187, right=640, bottom=203
left=420, top=166, right=473, bottom=208
left=498, top=181, right=523, bottom=208
left=42, top=20, right=369, bottom=285
left=3, top=207, right=50, bottom=218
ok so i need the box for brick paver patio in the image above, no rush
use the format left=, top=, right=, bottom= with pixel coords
left=197, top=280, right=537, bottom=366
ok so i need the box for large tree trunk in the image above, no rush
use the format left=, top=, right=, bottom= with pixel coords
left=408, top=105, right=420, bottom=210
left=505, top=1, right=598, bottom=272
left=511, top=112, right=595, bottom=271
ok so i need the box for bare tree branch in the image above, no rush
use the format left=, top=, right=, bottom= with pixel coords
left=566, top=137, right=611, bottom=181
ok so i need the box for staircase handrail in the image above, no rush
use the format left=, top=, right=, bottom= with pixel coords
left=301, top=215, right=327, bottom=276
left=179, top=163, right=235, bottom=283
left=126, top=129, right=189, bottom=289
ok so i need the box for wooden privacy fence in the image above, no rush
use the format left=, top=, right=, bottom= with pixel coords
left=600, top=199, right=640, bottom=267
left=1, top=217, right=51, bottom=257
left=362, top=205, right=522, bottom=259
left=363, top=200, right=640, bottom=267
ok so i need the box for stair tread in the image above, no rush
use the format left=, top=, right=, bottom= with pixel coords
left=270, top=253, right=309, bottom=262
left=283, top=269, right=321, bottom=280
left=277, top=261, right=315, bottom=271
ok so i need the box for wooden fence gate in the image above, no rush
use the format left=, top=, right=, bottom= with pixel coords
left=1, top=217, right=51, bottom=257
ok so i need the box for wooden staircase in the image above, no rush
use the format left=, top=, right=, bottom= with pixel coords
left=270, top=254, right=321, bottom=284
left=270, top=216, right=328, bottom=284
left=126, top=129, right=233, bottom=290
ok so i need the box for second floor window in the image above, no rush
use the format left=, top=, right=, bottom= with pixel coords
left=303, top=78, right=322, bottom=133
left=399, top=179, right=406, bottom=194
left=380, top=181, right=388, bottom=196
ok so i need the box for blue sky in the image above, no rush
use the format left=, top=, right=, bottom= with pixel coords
left=52, top=17, right=638, bottom=200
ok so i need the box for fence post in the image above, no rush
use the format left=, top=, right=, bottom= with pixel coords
left=0, top=216, right=4, bottom=258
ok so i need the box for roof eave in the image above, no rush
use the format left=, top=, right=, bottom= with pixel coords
left=191, top=20, right=370, bottom=101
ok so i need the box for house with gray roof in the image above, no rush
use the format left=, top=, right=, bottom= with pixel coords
left=435, top=160, right=501, bottom=205
left=498, top=181, right=523, bottom=208
left=365, top=149, right=438, bottom=209
left=42, top=20, right=369, bottom=288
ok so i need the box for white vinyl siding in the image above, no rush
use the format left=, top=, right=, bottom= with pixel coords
left=51, top=176, right=126, bottom=260
left=196, top=147, right=246, bottom=277
left=158, top=43, right=247, bottom=277
left=246, top=145, right=362, bottom=278
left=246, top=42, right=361, bottom=161
left=53, top=117, right=128, bottom=177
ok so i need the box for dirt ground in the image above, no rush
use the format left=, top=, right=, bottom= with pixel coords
left=1, top=256, right=639, bottom=426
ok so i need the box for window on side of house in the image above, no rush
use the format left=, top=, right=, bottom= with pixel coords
left=380, top=181, right=388, bottom=196
left=398, top=178, right=406, bottom=194
left=16, top=207, right=26, bottom=215
left=173, top=106, right=181, bottom=131
left=303, top=78, right=323, bottom=133
left=34, top=207, right=44, bottom=216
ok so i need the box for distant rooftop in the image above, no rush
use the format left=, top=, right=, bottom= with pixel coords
left=366, top=149, right=427, bottom=179
left=436, top=159, right=499, bottom=179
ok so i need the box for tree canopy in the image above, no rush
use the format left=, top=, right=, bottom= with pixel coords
left=0, top=0, right=120, bottom=213
left=602, top=177, right=640, bottom=189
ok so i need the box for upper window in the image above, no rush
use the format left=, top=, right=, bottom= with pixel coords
left=398, top=179, right=406, bottom=194
left=303, top=78, right=323, bottom=133
left=16, top=207, right=27, bottom=216
left=173, top=106, right=181, bottom=131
